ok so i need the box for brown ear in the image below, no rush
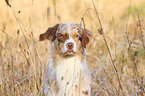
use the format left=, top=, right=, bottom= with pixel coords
left=81, top=28, right=92, bottom=48
left=39, top=24, right=59, bottom=41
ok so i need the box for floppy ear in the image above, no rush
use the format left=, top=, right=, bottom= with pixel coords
left=39, top=24, right=59, bottom=41
left=80, top=28, right=92, bottom=48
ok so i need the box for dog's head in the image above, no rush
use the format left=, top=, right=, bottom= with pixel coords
left=39, top=23, right=92, bottom=57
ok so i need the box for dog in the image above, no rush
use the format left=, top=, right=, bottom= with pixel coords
left=39, top=23, right=92, bottom=96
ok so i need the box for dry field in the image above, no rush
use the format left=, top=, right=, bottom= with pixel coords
left=0, top=0, right=145, bottom=96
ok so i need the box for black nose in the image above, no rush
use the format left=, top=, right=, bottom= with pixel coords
left=66, top=42, right=74, bottom=49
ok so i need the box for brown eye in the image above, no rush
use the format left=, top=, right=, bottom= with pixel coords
left=73, top=34, right=79, bottom=38
left=58, top=34, right=65, bottom=42
left=59, top=35, right=64, bottom=38
left=60, top=35, right=64, bottom=38
left=75, top=34, right=79, bottom=37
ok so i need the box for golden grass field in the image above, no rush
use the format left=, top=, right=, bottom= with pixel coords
left=0, top=0, right=145, bottom=95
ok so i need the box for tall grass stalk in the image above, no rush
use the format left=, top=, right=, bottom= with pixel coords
left=0, top=29, right=30, bottom=66
left=138, top=0, right=145, bottom=30
left=125, top=0, right=144, bottom=95
left=92, top=0, right=124, bottom=95
left=5, top=2, right=31, bottom=54
left=137, top=14, right=145, bottom=50
left=112, top=17, right=117, bottom=61
left=0, top=30, right=4, bottom=96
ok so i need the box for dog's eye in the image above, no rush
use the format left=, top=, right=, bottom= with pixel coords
left=75, top=34, right=79, bottom=37
left=58, top=34, right=65, bottom=42
left=73, top=34, right=79, bottom=38
left=59, top=35, right=64, bottom=38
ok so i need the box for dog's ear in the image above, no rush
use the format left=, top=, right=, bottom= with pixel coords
left=80, top=28, right=92, bottom=48
left=39, top=24, right=59, bottom=41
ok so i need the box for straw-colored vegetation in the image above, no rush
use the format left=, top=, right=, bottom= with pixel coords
left=0, top=0, right=145, bottom=95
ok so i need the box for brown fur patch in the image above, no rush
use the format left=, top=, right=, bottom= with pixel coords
left=57, top=32, right=69, bottom=42
left=80, top=28, right=92, bottom=48
left=82, top=90, right=89, bottom=95
left=39, top=24, right=59, bottom=41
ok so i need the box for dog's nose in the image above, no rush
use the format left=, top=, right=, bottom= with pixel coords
left=66, top=42, right=74, bottom=49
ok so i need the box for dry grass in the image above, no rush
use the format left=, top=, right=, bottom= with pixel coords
left=0, top=0, right=145, bottom=96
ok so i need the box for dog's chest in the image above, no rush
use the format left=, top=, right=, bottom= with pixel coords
left=55, top=57, right=84, bottom=94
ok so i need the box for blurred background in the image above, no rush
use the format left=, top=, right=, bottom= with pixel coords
left=0, top=0, right=145, bottom=95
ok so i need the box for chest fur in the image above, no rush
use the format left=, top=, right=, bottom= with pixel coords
left=55, top=57, right=85, bottom=94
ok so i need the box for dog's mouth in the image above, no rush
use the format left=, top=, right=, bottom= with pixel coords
left=67, top=49, right=74, bottom=52
left=66, top=50, right=76, bottom=54
left=62, top=49, right=76, bottom=56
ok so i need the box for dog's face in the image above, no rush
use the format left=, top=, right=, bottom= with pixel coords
left=39, top=23, right=92, bottom=57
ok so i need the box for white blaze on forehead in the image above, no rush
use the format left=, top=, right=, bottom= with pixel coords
left=57, top=23, right=79, bottom=34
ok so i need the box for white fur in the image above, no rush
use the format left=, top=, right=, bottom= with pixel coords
left=55, top=56, right=86, bottom=96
